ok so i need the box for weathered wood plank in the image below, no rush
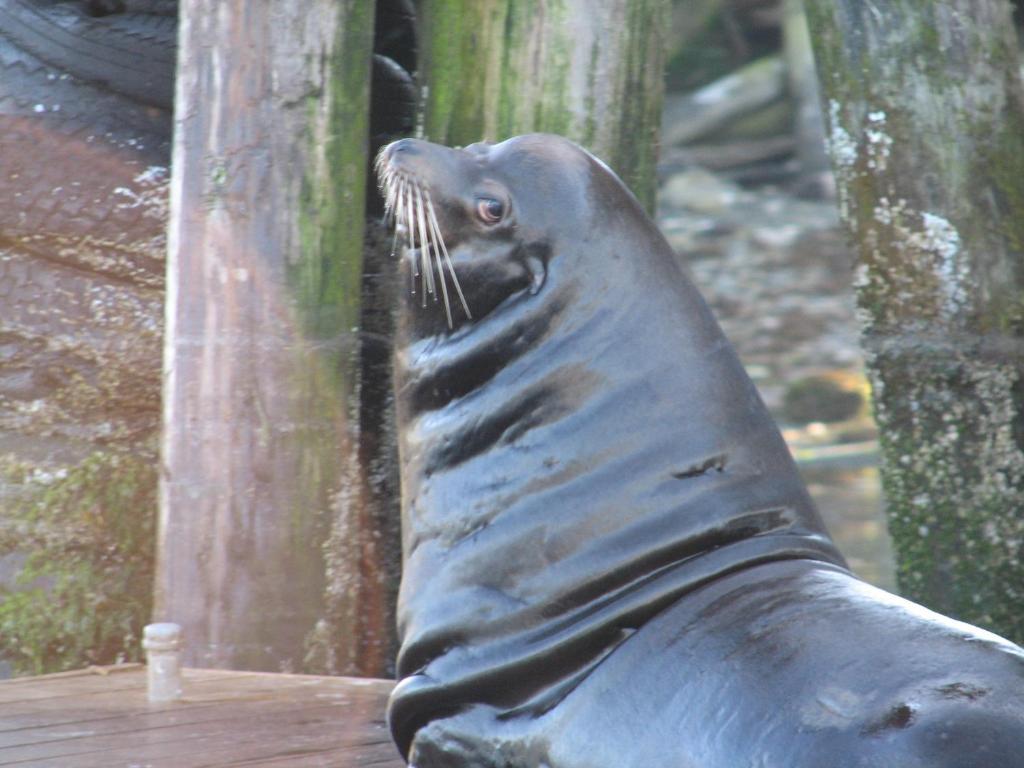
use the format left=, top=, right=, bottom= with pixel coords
left=0, top=673, right=387, bottom=733
left=0, top=667, right=401, bottom=767
left=0, top=664, right=144, bottom=698
left=0, top=702, right=388, bottom=763
left=0, top=692, right=384, bottom=749
left=0, top=668, right=252, bottom=706
left=11, top=731, right=397, bottom=768
left=232, top=751, right=403, bottom=768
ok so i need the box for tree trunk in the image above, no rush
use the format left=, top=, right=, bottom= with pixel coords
left=155, top=1, right=375, bottom=671
left=417, top=0, right=669, bottom=212
left=805, top=0, right=1024, bottom=641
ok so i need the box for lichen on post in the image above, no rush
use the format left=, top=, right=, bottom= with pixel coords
left=805, top=0, right=1024, bottom=641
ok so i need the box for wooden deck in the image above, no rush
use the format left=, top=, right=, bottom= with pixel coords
left=0, top=665, right=403, bottom=767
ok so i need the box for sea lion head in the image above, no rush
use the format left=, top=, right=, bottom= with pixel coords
left=376, top=133, right=649, bottom=335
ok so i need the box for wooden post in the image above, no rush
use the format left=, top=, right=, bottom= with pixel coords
left=418, top=0, right=669, bottom=213
left=155, top=1, right=374, bottom=670
left=805, top=0, right=1024, bottom=641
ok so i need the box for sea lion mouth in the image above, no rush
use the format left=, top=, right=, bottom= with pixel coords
left=375, top=142, right=471, bottom=329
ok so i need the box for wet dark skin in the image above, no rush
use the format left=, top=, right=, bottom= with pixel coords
left=379, top=134, right=1024, bottom=768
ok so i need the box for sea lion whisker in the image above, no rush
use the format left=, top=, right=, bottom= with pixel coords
left=389, top=211, right=401, bottom=261
left=414, top=184, right=436, bottom=304
left=414, top=184, right=431, bottom=306
left=376, top=148, right=467, bottom=325
left=423, top=191, right=454, bottom=328
left=425, top=193, right=472, bottom=321
left=405, top=181, right=418, bottom=285
left=381, top=184, right=397, bottom=225
left=397, top=175, right=406, bottom=220
left=423, top=191, right=438, bottom=301
left=381, top=169, right=393, bottom=218
left=386, top=174, right=400, bottom=225
left=387, top=170, right=403, bottom=219
left=399, top=179, right=418, bottom=294
left=385, top=177, right=401, bottom=259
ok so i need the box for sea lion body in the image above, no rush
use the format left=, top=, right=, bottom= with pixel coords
left=379, top=134, right=1024, bottom=767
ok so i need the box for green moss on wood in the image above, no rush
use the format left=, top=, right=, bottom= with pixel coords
left=615, top=0, right=668, bottom=212
left=286, top=2, right=398, bottom=676
left=420, top=0, right=501, bottom=145
left=419, top=0, right=666, bottom=213
left=289, top=0, right=373, bottom=521
left=978, top=104, right=1024, bottom=279
left=294, top=0, right=373, bottom=342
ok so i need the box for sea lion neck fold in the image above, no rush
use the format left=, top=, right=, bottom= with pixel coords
left=380, top=133, right=848, bottom=759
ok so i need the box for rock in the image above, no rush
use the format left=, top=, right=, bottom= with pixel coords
left=662, top=55, right=787, bottom=147
left=663, top=135, right=796, bottom=173
left=783, top=373, right=865, bottom=424
left=659, top=167, right=748, bottom=215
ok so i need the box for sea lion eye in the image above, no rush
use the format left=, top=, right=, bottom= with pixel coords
left=476, top=197, right=505, bottom=224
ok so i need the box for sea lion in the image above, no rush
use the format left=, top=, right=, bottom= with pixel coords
left=377, top=134, right=1024, bottom=767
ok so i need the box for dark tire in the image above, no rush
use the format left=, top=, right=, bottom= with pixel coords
left=367, top=0, right=417, bottom=217
left=0, top=32, right=170, bottom=277
left=375, top=0, right=416, bottom=74
left=0, top=0, right=175, bottom=109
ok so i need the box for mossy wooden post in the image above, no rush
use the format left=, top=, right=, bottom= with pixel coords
left=805, top=1, right=1024, bottom=641
left=156, top=1, right=374, bottom=671
left=418, top=0, right=668, bottom=213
